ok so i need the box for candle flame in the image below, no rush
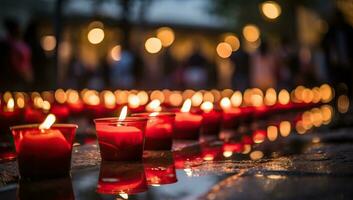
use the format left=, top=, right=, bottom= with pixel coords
left=39, top=114, right=56, bottom=130
left=149, top=112, right=159, bottom=117
left=146, top=99, right=161, bottom=112
left=200, top=101, right=213, bottom=113
left=118, top=106, right=128, bottom=120
left=220, top=97, right=231, bottom=110
left=119, top=192, right=128, bottom=199
left=7, top=98, right=14, bottom=111
left=181, top=99, right=191, bottom=113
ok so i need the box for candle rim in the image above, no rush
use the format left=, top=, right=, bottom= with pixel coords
left=10, top=123, right=78, bottom=130
left=131, top=112, right=176, bottom=118
left=94, top=116, right=148, bottom=123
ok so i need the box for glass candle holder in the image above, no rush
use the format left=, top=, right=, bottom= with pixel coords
left=174, top=112, right=202, bottom=140
left=97, top=161, right=148, bottom=195
left=201, top=110, right=222, bottom=135
left=94, top=117, right=147, bottom=161
left=11, top=124, right=77, bottom=179
left=132, top=112, right=175, bottom=150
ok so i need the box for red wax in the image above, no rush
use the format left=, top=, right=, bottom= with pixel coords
left=11, top=124, right=77, bottom=179
left=222, top=107, right=242, bottom=129
left=68, top=101, right=84, bottom=114
left=24, top=107, right=45, bottom=123
left=174, top=112, right=202, bottom=140
left=132, top=112, right=175, bottom=150
left=97, top=162, right=147, bottom=195
left=51, top=104, right=70, bottom=122
left=201, top=110, right=222, bottom=135
left=94, top=117, right=147, bottom=161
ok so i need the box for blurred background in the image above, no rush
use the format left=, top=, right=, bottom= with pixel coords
left=0, top=0, right=352, bottom=93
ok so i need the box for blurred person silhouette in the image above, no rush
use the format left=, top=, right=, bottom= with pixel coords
left=322, top=9, right=353, bottom=95
left=110, top=43, right=141, bottom=89
left=183, top=42, right=209, bottom=89
left=250, top=41, right=276, bottom=90
left=161, top=47, right=177, bottom=88
left=24, top=19, right=49, bottom=90
left=66, top=51, right=87, bottom=89
left=0, top=18, right=33, bottom=91
left=230, top=46, right=250, bottom=90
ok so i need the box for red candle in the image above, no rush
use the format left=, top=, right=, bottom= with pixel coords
left=143, top=152, right=177, bottom=185
left=199, top=101, right=222, bottom=135
left=11, top=115, right=77, bottom=179
left=94, top=107, right=147, bottom=161
left=97, top=161, right=147, bottom=195
left=174, top=99, right=202, bottom=140
left=132, top=112, right=175, bottom=150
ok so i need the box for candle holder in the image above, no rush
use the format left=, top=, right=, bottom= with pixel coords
left=200, top=110, right=222, bottom=135
left=132, top=112, right=175, bottom=150
left=94, top=117, right=147, bottom=161
left=11, top=124, right=77, bottom=179
left=174, top=112, right=202, bottom=140
left=97, top=161, right=148, bottom=195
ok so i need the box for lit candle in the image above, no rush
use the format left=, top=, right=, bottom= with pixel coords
left=94, top=106, right=147, bottom=161
left=200, top=101, right=222, bottom=135
left=97, top=161, right=147, bottom=195
left=220, top=97, right=243, bottom=129
left=11, top=114, right=77, bottom=179
left=174, top=99, right=202, bottom=140
left=132, top=112, right=175, bottom=150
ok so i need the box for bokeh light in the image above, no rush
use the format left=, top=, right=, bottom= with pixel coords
left=87, top=28, right=105, bottom=44
left=110, top=45, right=121, bottom=61
left=243, top=24, right=260, bottom=42
left=261, top=1, right=281, bottom=20
left=41, top=35, right=56, bottom=51
left=216, top=42, right=232, bottom=58
left=224, top=34, right=240, bottom=52
left=145, top=37, right=162, bottom=54
left=157, top=27, right=175, bottom=47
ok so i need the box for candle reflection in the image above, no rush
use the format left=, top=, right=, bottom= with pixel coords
left=143, top=151, right=177, bottom=185
left=97, top=161, right=148, bottom=195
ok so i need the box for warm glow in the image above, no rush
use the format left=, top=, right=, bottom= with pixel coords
left=251, top=94, right=263, bottom=107
left=149, top=112, right=159, bottom=117
left=311, top=108, right=323, bottom=127
left=110, top=45, right=121, bottom=61
left=42, top=101, right=51, bottom=111
left=302, top=88, right=313, bottom=103
left=321, top=105, right=333, bottom=124
left=118, top=106, right=128, bottom=121
left=41, top=35, right=56, bottom=51
left=39, top=114, right=56, bottom=130
left=115, top=90, right=129, bottom=105
left=261, top=1, right=281, bottom=20
left=87, top=28, right=104, bottom=44
left=312, top=87, right=321, bottom=103
left=250, top=151, right=264, bottom=160
left=278, top=89, right=290, bottom=105
left=119, top=192, right=128, bottom=199
left=279, top=121, right=291, bottom=137
left=145, top=37, right=162, bottom=54
left=224, top=34, right=240, bottom=52
left=267, top=125, right=278, bottom=141
left=83, top=90, right=100, bottom=106
left=3, top=91, right=12, bottom=102
left=146, top=99, right=162, bottom=112
left=264, top=88, right=277, bottom=106
left=150, top=90, right=165, bottom=103
left=67, top=90, right=79, bottom=104
left=55, top=89, right=67, bottom=104
left=253, top=131, right=266, bottom=144
left=7, top=98, right=15, bottom=111
left=157, top=27, right=175, bottom=47
left=34, top=96, right=44, bottom=108
left=128, top=94, right=140, bottom=109
left=220, top=97, right=231, bottom=110
left=216, top=42, right=232, bottom=58
left=243, top=24, right=260, bottom=42
left=320, top=84, right=333, bottom=103
left=191, top=92, right=203, bottom=107
left=242, top=144, right=252, bottom=154
left=296, top=121, right=306, bottom=134
left=230, top=91, right=242, bottom=107
left=211, top=90, right=222, bottom=102
left=223, top=151, right=233, bottom=158
left=103, top=91, right=116, bottom=109
left=337, top=95, right=349, bottom=113
left=181, top=99, right=192, bottom=113
left=16, top=97, right=25, bottom=108
left=169, top=92, right=183, bottom=107
left=203, top=92, right=215, bottom=103
left=200, top=101, right=213, bottom=113
left=137, top=91, right=149, bottom=105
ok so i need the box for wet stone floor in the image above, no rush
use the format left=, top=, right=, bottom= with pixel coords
left=1, top=105, right=353, bottom=200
